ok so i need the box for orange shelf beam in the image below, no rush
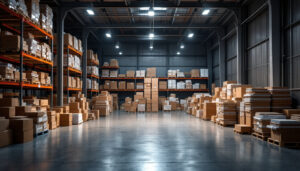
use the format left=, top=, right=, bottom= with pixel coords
left=66, top=67, right=82, bottom=75
left=159, top=89, right=209, bottom=92
left=88, top=89, right=99, bottom=93
left=101, top=66, right=120, bottom=69
left=100, top=77, right=144, bottom=80
left=66, top=88, right=82, bottom=91
left=88, top=74, right=100, bottom=79
left=67, top=45, right=83, bottom=56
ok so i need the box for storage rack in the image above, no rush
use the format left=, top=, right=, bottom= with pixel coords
left=0, top=3, right=54, bottom=106
left=87, top=52, right=100, bottom=97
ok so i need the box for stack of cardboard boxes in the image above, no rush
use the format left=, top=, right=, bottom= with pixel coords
left=87, top=50, right=99, bottom=65
left=216, top=101, right=237, bottom=126
left=152, top=78, right=159, bottom=112
left=92, top=91, right=113, bottom=116
left=0, top=117, right=12, bottom=147
left=267, top=87, right=292, bottom=112
left=144, top=78, right=152, bottom=112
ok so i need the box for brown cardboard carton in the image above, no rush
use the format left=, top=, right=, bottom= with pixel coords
left=152, top=78, right=159, bottom=90
left=127, top=82, right=135, bottom=89
left=203, top=103, right=216, bottom=120
left=0, top=98, right=19, bottom=107
left=159, top=81, right=167, bottom=89
left=69, top=102, right=81, bottom=113
left=0, top=118, right=9, bottom=132
left=110, top=59, right=119, bottom=67
left=63, top=105, right=70, bottom=113
left=0, top=130, right=12, bottom=147
left=64, top=33, right=73, bottom=46
left=200, top=84, right=207, bottom=89
left=14, top=129, right=34, bottom=143
left=104, top=80, right=110, bottom=89
left=119, top=81, right=126, bottom=89
left=144, top=78, right=152, bottom=84
left=10, top=118, right=33, bottom=131
left=0, top=107, right=15, bottom=118
left=190, top=69, right=200, bottom=78
left=110, top=81, right=118, bottom=89
left=39, top=99, right=48, bottom=106
left=126, top=70, right=135, bottom=78
left=146, top=68, right=156, bottom=78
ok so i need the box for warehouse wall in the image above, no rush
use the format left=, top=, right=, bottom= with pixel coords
left=101, top=42, right=207, bottom=77
left=283, top=0, right=300, bottom=107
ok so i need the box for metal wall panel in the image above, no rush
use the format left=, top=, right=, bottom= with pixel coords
left=212, top=48, right=220, bottom=86
left=283, top=0, right=300, bottom=106
left=225, top=34, right=237, bottom=81
left=246, top=9, right=269, bottom=87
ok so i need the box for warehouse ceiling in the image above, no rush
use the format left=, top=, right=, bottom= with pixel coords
left=41, top=0, right=242, bottom=44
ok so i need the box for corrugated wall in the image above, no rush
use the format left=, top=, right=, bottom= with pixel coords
left=245, top=0, right=269, bottom=87
left=283, top=0, right=300, bottom=106
left=212, top=47, right=220, bottom=86
left=101, top=42, right=207, bottom=77
left=225, top=34, right=237, bottom=82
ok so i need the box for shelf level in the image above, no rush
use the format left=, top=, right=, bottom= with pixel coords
left=0, top=81, right=53, bottom=89
left=66, top=45, right=83, bottom=57
left=100, top=77, right=144, bottom=80
left=159, top=89, right=209, bottom=92
left=88, top=74, right=100, bottom=79
left=101, top=66, right=120, bottom=69
left=99, top=89, right=143, bottom=92
left=88, top=89, right=99, bottom=93
left=66, top=88, right=82, bottom=91
left=158, top=77, right=208, bottom=80
left=0, top=3, right=53, bottom=39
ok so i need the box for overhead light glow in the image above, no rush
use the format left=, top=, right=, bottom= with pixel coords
left=148, top=10, right=155, bottom=17
left=188, top=33, right=194, bottom=38
left=180, top=45, right=184, bottom=49
left=149, top=33, right=154, bottom=39
left=202, top=9, right=210, bottom=15
left=119, top=52, right=123, bottom=55
left=86, top=9, right=95, bottom=15
left=140, top=7, right=150, bottom=10
left=105, top=33, right=111, bottom=38
left=177, top=52, right=181, bottom=55
left=150, top=45, right=153, bottom=49
left=115, top=45, right=119, bottom=49
left=154, top=7, right=167, bottom=11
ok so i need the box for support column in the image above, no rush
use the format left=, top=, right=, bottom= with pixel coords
left=268, top=0, right=281, bottom=87
left=234, top=8, right=244, bottom=84
left=82, top=28, right=90, bottom=96
left=56, top=8, right=68, bottom=106
left=217, top=29, right=226, bottom=85
left=207, top=46, right=213, bottom=94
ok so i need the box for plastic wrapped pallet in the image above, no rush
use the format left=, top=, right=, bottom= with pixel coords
left=168, top=80, right=176, bottom=89
left=136, top=70, right=145, bottom=77
left=110, top=70, right=118, bottom=77
left=102, top=70, right=109, bottom=77
left=168, top=70, right=176, bottom=78
left=40, top=4, right=53, bottom=33
left=200, top=69, right=208, bottom=77
left=72, top=113, right=83, bottom=125
left=4, top=0, right=17, bottom=10
left=176, top=81, right=185, bottom=89
left=25, top=0, right=40, bottom=24
left=193, top=83, right=200, bottom=89
left=17, top=0, right=28, bottom=17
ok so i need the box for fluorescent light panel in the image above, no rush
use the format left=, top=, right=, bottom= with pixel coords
left=188, top=33, right=194, bottom=38
left=202, top=9, right=210, bottom=15
left=148, top=10, right=155, bottom=16
left=180, top=45, right=184, bottom=49
left=119, top=52, right=123, bottom=55
left=115, top=45, right=119, bottom=49
left=177, top=52, right=180, bottom=55
left=149, top=33, right=154, bottom=39
left=140, top=7, right=167, bottom=11
left=105, top=33, right=111, bottom=38
left=86, top=9, right=95, bottom=15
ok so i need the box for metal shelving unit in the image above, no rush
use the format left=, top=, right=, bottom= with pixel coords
left=0, top=2, right=54, bottom=106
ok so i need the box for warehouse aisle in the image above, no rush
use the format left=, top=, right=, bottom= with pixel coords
left=0, top=111, right=300, bottom=171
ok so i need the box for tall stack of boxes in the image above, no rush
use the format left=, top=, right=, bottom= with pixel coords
left=152, top=78, right=159, bottom=112
left=92, top=91, right=112, bottom=116
left=144, top=78, right=152, bottom=112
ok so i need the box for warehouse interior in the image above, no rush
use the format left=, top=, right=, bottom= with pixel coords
left=1, top=0, right=300, bottom=170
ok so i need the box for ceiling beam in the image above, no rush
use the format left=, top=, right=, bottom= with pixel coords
left=66, top=24, right=220, bottom=29
left=61, top=1, right=240, bottom=9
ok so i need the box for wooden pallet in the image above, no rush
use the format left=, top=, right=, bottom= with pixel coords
left=233, top=129, right=251, bottom=135
left=34, top=130, right=49, bottom=137
left=268, top=138, right=300, bottom=148
left=252, top=132, right=270, bottom=141
left=217, top=120, right=235, bottom=127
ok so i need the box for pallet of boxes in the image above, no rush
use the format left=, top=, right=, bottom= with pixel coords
left=92, top=91, right=113, bottom=116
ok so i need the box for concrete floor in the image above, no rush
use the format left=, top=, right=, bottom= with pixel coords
left=1, top=111, right=300, bottom=171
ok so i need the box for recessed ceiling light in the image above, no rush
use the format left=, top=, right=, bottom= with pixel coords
left=140, top=7, right=150, bottom=10
left=202, top=9, right=210, bottom=15
left=148, top=10, right=155, bottom=17
left=115, top=45, right=119, bottom=49
left=154, top=7, right=167, bottom=11
left=180, top=45, right=184, bottom=49
left=188, top=33, right=194, bottom=38
left=86, top=9, right=95, bottom=15
left=119, top=52, right=123, bottom=55
left=149, top=33, right=154, bottom=39
left=177, top=52, right=180, bottom=55
left=105, top=33, right=111, bottom=38
left=150, top=45, right=153, bottom=49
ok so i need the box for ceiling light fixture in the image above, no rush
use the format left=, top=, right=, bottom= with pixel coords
left=177, top=52, right=181, bottom=55
left=115, top=45, right=119, bottom=49
left=140, top=7, right=150, bottom=10
left=105, top=33, right=111, bottom=38
left=148, top=10, right=155, bottom=17
left=154, top=7, right=167, bottom=11
left=119, top=52, right=123, bottom=55
left=180, top=45, right=184, bottom=49
left=150, top=45, right=153, bottom=49
left=202, top=9, right=210, bottom=15
left=86, top=9, right=95, bottom=15
left=188, top=33, right=194, bottom=38
left=149, top=33, right=155, bottom=39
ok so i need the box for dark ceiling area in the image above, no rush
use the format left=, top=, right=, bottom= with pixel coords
left=40, top=0, right=242, bottom=45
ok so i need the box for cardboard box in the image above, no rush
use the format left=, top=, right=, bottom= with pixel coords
left=15, top=106, right=36, bottom=116
left=0, top=98, right=19, bottom=107
left=119, top=81, right=126, bottom=89
left=110, top=59, right=119, bottom=67
left=146, top=68, right=156, bottom=78
left=39, top=99, right=48, bottom=106
left=0, top=130, right=12, bottom=147
left=190, top=69, right=200, bottom=78
left=136, top=83, right=144, bottom=89
left=110, top=81, right=118, bottom=89
left=14, top=129, right=34, bottom=143
left=127, top=82, right=135, bottom=89
left=10, top=118, right=33, bottom=131
left=126, top=70, right=135, bottom=78
left=0, top=118, right=9, bottom=132
left=64, top=33, right=73, bottom=46
left=152, top=78, right=159, bottom=90
left=203, top=103, right=216, bottom=120
left=0, top=107, right=15, bottom=118
left=159, top=81, right=167, bottom=89
left=69, top=102, right=81, bottom=113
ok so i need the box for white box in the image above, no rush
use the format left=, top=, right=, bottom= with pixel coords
left=163, top=105, right=171, bottom=111
left=168, top=80, right=176, bottom=89
left=200, top=69, right=208, bottom=77
left=138, top=104, right=145, bottom=112
left=72, top=113, right=83, bottom=125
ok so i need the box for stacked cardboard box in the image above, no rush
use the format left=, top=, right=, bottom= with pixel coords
left=110, top=59, right=119, bottom=67
left=87, top=66, right=99, bottom=76
left=283, top=109, right=300, bottom=119
left=144, top=78, right=151, bottom=111
left=252, top=112, right=286, bottom=138
left=47, top=111, right=56, bottom=130
left=0, top=97, right=19, bottom=118
left=136, top=83, right=143, bottom=89
left=136, top=70, right=145, bottom=77
left=126, top=70, right=135, bottom=78
left=22, top=111, right=48, bottom=135
left=92, top=91, right=112, bottom=116
left=243, top=88, right=271, bottom=128
left=112, top=94, right=118, bottom=110
left=40, top=4, right=53, bottom=34
left=124, top=97, right=132, bottom=112
left=0, top=118, right=12, bottom=147
left=159, top=81, right=167, bottom=89
left=26, top=0, right=40, bottom=24
left=216, top=101, right=237, bottom=126
left=268, top=119, right=300, bottom=146
left=146, top=68, right=156, bottom=78
left=10, top=118, right=34, bottom=143
left=102, top=70, right=109, bottom=77
left=87, top=50, right=99, bottom=65
left=267, top=87, right=292, bottom=112
left=110, top=70, right=118, bottom=77
left=127, top=82, right=135, bottom=89
left=73, top=93, right=89, bottom=122
left=60, top=113, right=72, bottom=126
left=190, top=69, right=200, bottom=78
left=119, top=81, right=126, bottom=89
left=152, top=78, right=159, bottom=112
left=203, top=102, right=216, bottom=120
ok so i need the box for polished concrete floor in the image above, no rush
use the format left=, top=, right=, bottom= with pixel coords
left=1, top=111, right=300, bottom=171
